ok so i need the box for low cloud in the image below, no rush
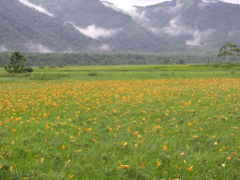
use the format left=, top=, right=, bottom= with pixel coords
left=101, top=1, right=149, bottom=23
left=186, top=29, right=215, bottom=47
left=160, top=16, right=192, bottom=36
left=228, top=30, right=240, bottom=36
left=18, top=0, right=54, bottom=17
left=26, top=43, right=52, bottom=53
left=150, top=16, right=215, bottom=47
left=0, top=45, right=8, bottom=52
left=88, top=44, right=112, bottom=52
left=98, top=44, right=111, bottom=51
left=68, top=22, right=123, bottom=39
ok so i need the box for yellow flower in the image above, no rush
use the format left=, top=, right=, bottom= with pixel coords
left=40, top=158, right=44, bottom=164
left=157, top=161, right=162, bottom=167
left=227, top=156, right=232, bottom=160
left=122, top=142, right=128, bottom=149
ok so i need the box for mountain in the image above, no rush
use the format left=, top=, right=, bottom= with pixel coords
left=137, top=0, right=240, bottom=50
left=0, top=0, right=167, bottom=53
left=1, top=0, right=240, bottom=53
left=0, top=0, right=92, bottom=52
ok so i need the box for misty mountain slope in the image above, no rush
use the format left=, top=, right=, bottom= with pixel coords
left=27, top=0, right=168, bottom=52
left=97, top=21, right=168, bottom=52
left=138, top=0, right=240, bottom=48
left=29, top=0, right=131, bottom=28
left=0, top=0, right=92, bottom=52
left=1, top=0, right=240, bottom=53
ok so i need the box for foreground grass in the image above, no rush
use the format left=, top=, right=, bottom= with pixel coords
left=0, top=66, right=239, bottom=179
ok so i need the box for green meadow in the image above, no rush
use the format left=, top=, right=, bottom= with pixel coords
left=0, top=65, right=239, bottom=179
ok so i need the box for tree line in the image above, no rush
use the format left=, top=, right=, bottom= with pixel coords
left=1, top=43, right=240, bottom=71
left=0, top=52, right=225, bottom=68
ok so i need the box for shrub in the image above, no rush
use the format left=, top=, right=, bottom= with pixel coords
left=88, top=72, right=98, bottom=76
left=24, top=67, right=34, bottom=72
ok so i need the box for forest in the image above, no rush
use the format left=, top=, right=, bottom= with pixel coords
left=0, top=52, right=229, bottom=67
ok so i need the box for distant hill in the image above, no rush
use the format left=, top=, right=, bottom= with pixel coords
left=1, top=0, right=240, bottom=53
left=137, top=0, right=240, bottom=50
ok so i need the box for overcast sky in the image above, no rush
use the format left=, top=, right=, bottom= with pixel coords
left=103, top=0, right=240, bottom=11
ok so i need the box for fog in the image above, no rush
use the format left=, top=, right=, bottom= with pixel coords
left=26, top=43, right=52, bottom=53
left=68, top=22, right=123, bottom=39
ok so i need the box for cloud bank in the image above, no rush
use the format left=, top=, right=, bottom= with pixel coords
left=18, top=0, right=54, bottom=17
left=68, top=22, right=122, bottom=39
left=26, top=43, right=52, bottom=53
left=0, top=46, right=8, bottom=52
left=151, top=16, right=215, bottom=47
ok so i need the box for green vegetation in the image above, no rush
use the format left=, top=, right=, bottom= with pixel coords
left=0, top=65, right=239, bottom=179
left=0, top=64, right=240, bottom=82
left=4, top=52, right=27, bottom=73
left=0, top=51, right=235, bottom=67
left=218, top=43, right=240, bottom=63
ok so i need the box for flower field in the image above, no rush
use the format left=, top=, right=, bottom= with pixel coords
left=0, top=77, right=239, bottom=179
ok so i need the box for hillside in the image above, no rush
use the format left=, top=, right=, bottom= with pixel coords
left=1, top=0, right=240, bottom=53
left=138, top=0, right=240, bottom=49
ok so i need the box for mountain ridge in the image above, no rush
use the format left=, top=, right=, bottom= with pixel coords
left=0, top=0, right=240, bottom=53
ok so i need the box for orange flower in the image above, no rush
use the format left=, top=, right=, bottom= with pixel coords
left=179, top=152, right=185, bottom=157
left=188, top=166, right=194, bottom=172
left=157, top=161, right=162, bottom=167
left=121, top=165, right=130, bottom=170
left=133, top=131, right=139, bottom=135
left=193, top=135, right=198, bottom=139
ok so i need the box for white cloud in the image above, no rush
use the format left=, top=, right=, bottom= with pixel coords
left=101, top=0, right=240, bottom=12
left=186, top=29, right=215, bottom=47
left=101, top=0, right=170, bottom=11
left=18, top=0, right=54, bottom=17
left=101, top=1, right=149, bottom=22
left=26, top=43, right=52, bottom=53
left=88, top=44, right=112, bottom=52
left=219, top=0, right=240, bottom=4
left=228, top=30, right=240, bottom=36
left=101, top=0, right=171, bottom=22
left=160, top=16, right=192, bottom=36
left=68, top=22, right=122, bottom=39
left=0, top=46, right=8, bottom=52
left=151, top=15, right=215, bottom=47
left=98, top=44, right=111, bottom=51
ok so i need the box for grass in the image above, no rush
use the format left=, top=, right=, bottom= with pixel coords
left=0, top=65, right=239, bottom=179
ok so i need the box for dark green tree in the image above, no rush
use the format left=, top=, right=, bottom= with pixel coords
left=4, top=51, right=27, bottom=73
left=217, top=43, right=239, bottom=63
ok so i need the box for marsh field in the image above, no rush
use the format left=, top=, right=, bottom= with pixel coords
left=0, top=65, right=240, bottom=179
